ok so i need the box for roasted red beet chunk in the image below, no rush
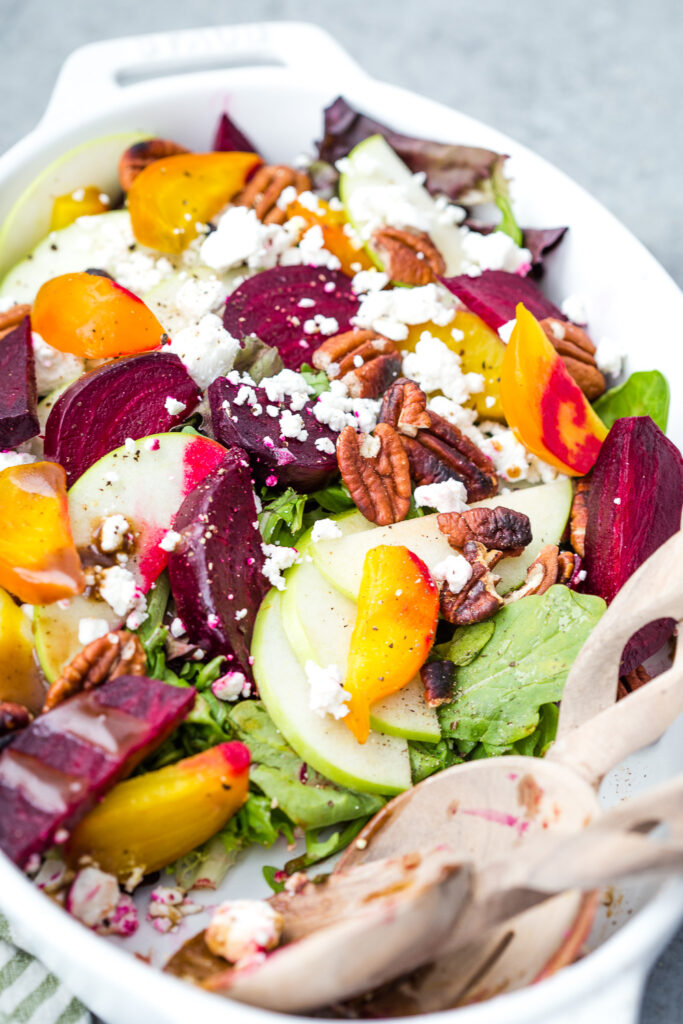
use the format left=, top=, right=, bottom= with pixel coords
left=0, top=316, right=39, bottom=448
left=209, top=376, right=338, bottom=492
left=223, top=265, right=359, bottom=370
left=167, top=448, right=269, bottom=672
left=440, top=270, right=565, bottom=332
left=0, top=676, right=195, bottom=867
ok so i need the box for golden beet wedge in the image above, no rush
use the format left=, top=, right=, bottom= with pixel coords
left=66, top=742, right=250, bottom=880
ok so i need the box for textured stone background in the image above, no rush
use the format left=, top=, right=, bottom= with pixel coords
left=0, top=0, right=681, bottom=1019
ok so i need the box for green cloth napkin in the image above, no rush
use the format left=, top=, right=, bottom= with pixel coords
left=0, top=915, right=90, bottom=1024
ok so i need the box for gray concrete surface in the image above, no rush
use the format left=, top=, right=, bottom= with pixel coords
left=0, top=0, right=680, bottom=1019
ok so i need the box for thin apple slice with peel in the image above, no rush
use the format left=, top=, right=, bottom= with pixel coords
left=311, top=478, right=573, bottom=601
left=67, top=432, right=227, bottom=591
left=281, top=548, right=440, bottom=742
left=0, top=132, right=148, bottom=281
left=252, top=589, right=411, bottom=795
left=34, top=594, right=121, bottom=684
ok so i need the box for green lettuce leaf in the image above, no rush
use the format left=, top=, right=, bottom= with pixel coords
left=299, top=362, right=331, bottom=397
left=492, top=162, right=523, bottom=247
left=433, top=619, right=495, bottom=666
left=438, top=585, right=605, bottom=748
left=409, top=739, right=462, bottom=783
left=593, top=370, right=669, bottom=432
left=232, top=334, right=284, bottom=382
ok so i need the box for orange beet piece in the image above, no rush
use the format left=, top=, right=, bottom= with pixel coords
left=0, top=461, right=85, bottom=604
left=50, top=186, right=110, bottom=231
left=500, top=303, right=607, bottom=475
left=286, top=197, right=374, bottom=276
left=344, top=545, right=439, bottom=744
left=128, top=151, right=262, bottom=253
left=32, top=272, right=166, bottom=359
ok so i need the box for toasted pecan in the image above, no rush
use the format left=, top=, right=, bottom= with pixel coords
left=617, top=664, right=652, bottom=701
left=372, top=227, right=445, bottom=286
left=505, top=544, right=561, bottom=603
left=312, top=328, right=401, bottom=399
left=0, top=701, right=33, bottom=737
left=235, top=165, right=311, bottom=225
left=420, top=661, right=455, bottom=707
left=0, top=304, right=31, bottom=342
left=438, top=506, right=532, bottom=557
left=439, top=541, right=504, bottom=625
left=119, top=138, right=190, bottom=191
left=540, top=318, right=606, bottom=401
left=43, top=630, right=146, bottom=712
left=570, top=479, right=591, bottom=558
left=337, top=423, right=411, bottom=526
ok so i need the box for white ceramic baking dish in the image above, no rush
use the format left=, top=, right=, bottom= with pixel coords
left=1, top=20, right=682, bottom=1024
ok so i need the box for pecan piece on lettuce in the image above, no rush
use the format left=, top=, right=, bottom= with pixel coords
left=420, top=661, right=455, bottom=707
left=439, top=541, right=503, bottom=626
left=371, top=227, right=445, bottom=286
left=437, top=506, right=531, bottom=557
left=312, top=328, right=401, bottom=399
left=43, top=631, right=146, bottom=712
left=504, top=545, right=562, bottom=603
left=540, top=318, right=606, bottom=401
left=337, top=423, right=411, bottom=526
left=235, top=165, right=311, bottom=225
left=119, top=138, right=190, bottom=191
left=570, top=478, right=591, bottom=558
left=380, top=378, right=497, bottom=502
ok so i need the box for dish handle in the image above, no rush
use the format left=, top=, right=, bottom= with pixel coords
left=40, top=21, right=370, bottom=128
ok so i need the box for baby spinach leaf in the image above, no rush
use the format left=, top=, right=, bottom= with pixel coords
left=593, top=371, right=669, bottom=432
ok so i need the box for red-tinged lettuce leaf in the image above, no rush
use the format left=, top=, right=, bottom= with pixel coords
left=318, top=96, right=504, bottom=203
left=213, top=111, right=260, bottom=155
left=583, top=416, right=683, bottom=675
left=209, top=376, right=338, bottom=492
left=0, top=676, right=195, bottom=867
left=440, top=269, right=566, bottom=331
left=44, top=352, right=201, bottom=486
left=0, top=316, right=38, bottom=447
left=223, top=266, right=358, bottom=370
left=522, top=227, right=568, bottom=270
left=167, top=448, right=269, bottom=671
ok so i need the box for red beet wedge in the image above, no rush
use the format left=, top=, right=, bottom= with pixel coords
left=167, top=448, right=269, bottom=673
left=223, top=266, right=359, bottom=370
left=44, top=352, right=201, bottom=487
left=0, top=316, right=39, bottom=448
left=583, top=416, right=683, bottom=675
left=213, top=111, right=260, bottom=155
left=0, top=676, right=195, bottom=867
left=441, top=269, right=565, bottom=331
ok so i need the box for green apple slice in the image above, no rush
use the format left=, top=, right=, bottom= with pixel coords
left=253, top=589, right=411, bottom=795
left=282, top=552, right=439, bottom=742
left=0, top=132, right=148, bottom=282
left=311, top=478, right=574, bottom=601
left=339, top=134, right=463, bottom=276
left=34, top=595, right=121, bottom=683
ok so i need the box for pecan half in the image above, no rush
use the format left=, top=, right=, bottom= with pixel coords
left=337, top=423, right=411, bottom=526
left=420, top=661, right=455, bottom=707
left=439, top=541, right=504, bottom=625
left=540, top=318, right=606, bottom=401
left=119, top=138, right=190, bottom=191
left=505, top=544, right=561, bottom=602
left=235, top=165, right=311, bottom=225
left=380, top=379, right=497, bottom=502
left=558, top=550, right=582, bottom=585
left=0, top=701, right=33, bottom=737
left=312, top=328, right=401, bottom=399
left=617, top=664, right=651, bottom=701
left=570, top=478, right=590, bottom=558
left=372, top=227, right=445, bottom=286
left=43, top=630, right=146, bottom=712
left=437, top=506, right=532, bottom=557
left=0, top=304, right=31, bottom=342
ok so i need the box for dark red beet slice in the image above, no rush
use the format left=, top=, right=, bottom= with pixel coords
left=44, top=352, right=201, bottom=486
left=0, top=675, right=194, bottom=867
left=167, top=448, right=269, bottom=671
left=440, top=270, right=565, bottom=331
left=0, top=316, right=38, bottom=447
left=223, top=266, right=358, bottom=370
left=583, top=416, right=683, bottom=675
left=213, top=111, right=260, bottom=155
left=208, top=376, right=338, bottom=491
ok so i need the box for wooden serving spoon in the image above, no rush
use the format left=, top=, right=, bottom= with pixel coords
left=195, top=776, right=683, bottom=1013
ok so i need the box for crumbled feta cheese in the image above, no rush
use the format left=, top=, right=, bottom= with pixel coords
left=34, top=856, right=69, bottom=894
left=479, top=421, right=560, bottom=484
left=561, top=294, right=588, bottom=324
left=279, top=409, right=308, bottom=441
left=313, top=379, right=381, bottom=434
left=497, top=319, right=516, bottom=344
left=200, top=206, right=299, bottom=272
left=281, top=224, right=341, bottom=271
left=98, top=514, right=130, bottom=553
left=414, top=479, right=468, bottom=513
left=205, top=900, right=284, bottom=964
left=351, top=269, right=390, bottom=294
left=595, top=336, right=624, bottom=378
left=359, top=433, right=381, bottom=459
left=303, top=313, right=339, bottom=336
left=0, top=449, right=36, bottom=471
left=78, top=617, right=111, bottom=645
left=164, top=396, right=186, bottom=416
left=147, top=885, right=202, bottom=934
left=262, top=368, right=313, bottom=405
left=166, top=313, right=240, bottom=389
left=212, top=671, right=249, bottom=702
left=277, top=184, right=298, bottom=210
left=175, top=274, right=225, bottom=321
left=305, top=661, right=351, bottom=719
left=311, top=518, right=343, bottom=542
left=402, top=334, right=484, bottom=404
left=98, top=566, right=147, bottom=628
left=432, top=554, right=473, bottom=594
left=459, top=229, right=531, bottom=275
left=31, top=332, right=84, bottom=395
left=159, top=529, right=181, bottom=552
left=170, top=616, right=186, bottom=638
left=314, top=436, right=336, bottom=455
left=0, top=296, right=18, bottom=314
left=353, top=283, right=455, bottom=341
left=614, top=497, right=621, bottom=505
left=68, top=867, right=138, bottom=936
left=261, top=543, right=298, bottom=590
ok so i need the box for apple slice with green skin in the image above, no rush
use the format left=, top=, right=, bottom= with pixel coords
left=281, top=540, right=440, bottom=742
left=339, top=134, right=463, bottom=277
left=253, top=589, right=411, bottom=795
left=34, top=594, right=121, bottom=684
left=0, top=132, right=148, bottom=282
left=312, top=478, right=573, bottom=601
